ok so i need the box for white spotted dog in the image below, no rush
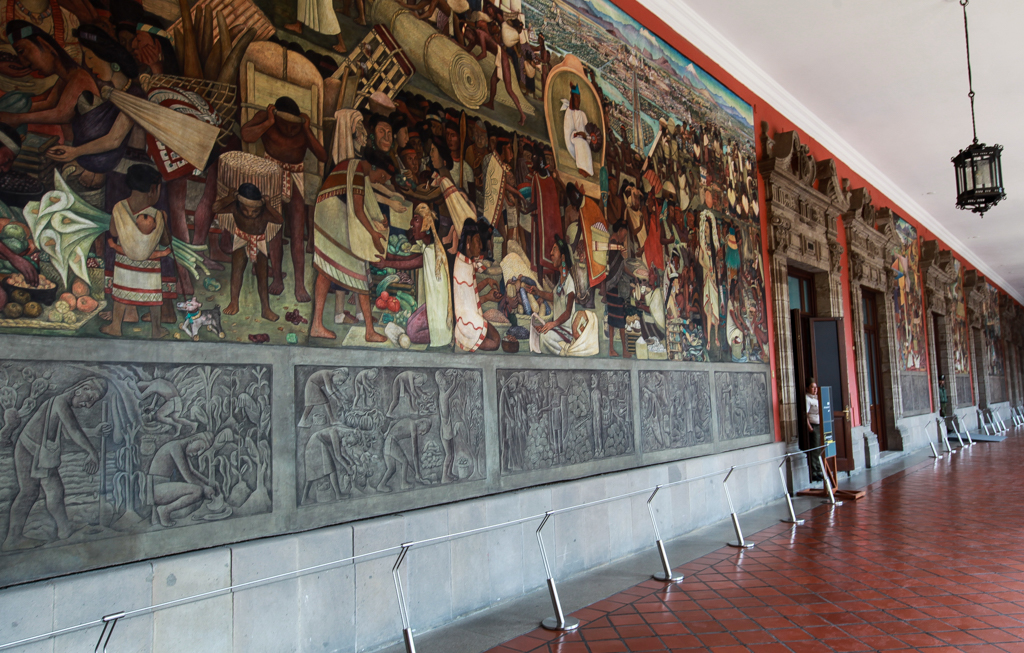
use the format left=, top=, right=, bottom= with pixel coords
left=176, top=297, right=226, bottom=341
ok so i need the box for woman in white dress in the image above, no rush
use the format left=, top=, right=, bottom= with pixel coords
left=453, top=218, right=502, bottom=352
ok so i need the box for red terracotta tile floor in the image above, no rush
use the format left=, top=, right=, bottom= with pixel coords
left=485, top=438, right=1024, bottom=652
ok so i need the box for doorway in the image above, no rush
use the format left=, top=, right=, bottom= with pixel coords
left=789, top=269, right=816, bottom=451
left=788, top=267, right=853, bottom=472
left=862, top=291, right=887, bottom=451
left=972, top=327, right=987, bottom=407
left=931, top=313, right=950, bottom=417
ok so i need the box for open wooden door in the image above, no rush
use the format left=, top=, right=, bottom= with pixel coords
left=810, top=318, right=853, bottom=472
left=791, top=309, right=809, bottom=450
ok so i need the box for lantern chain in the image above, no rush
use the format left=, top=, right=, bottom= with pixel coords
left=961, top=0, right=978, bottom=144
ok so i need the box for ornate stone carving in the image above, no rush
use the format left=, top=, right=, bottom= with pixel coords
left=295, top=366, right=485, bottom=504
left=639, top=371, right=712, bottom=452
left=844, top=188, right=893, bottom=292
left=497, top=369, right=633, bottom=474
left=758, top=123, right=847, bottom=450
left=828, top=240, right=845, bottom=274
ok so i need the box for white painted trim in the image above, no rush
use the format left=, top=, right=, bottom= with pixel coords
left=636, top=0, right=1023, bottom=304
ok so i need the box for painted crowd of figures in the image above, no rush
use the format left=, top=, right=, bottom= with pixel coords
left=0, top=0, right=763, bottom=363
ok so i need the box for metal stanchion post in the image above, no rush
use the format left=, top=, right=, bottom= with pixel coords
left=820, top=450, right=842, bottom=506
left=723, top=467, right=754, bottom=548
left=940, top=420, right=954, bottom=454
left=948, top=418, right=965, bottom=448
left=980, top=409, right=993, bottom=436
left=928, top=441, right=940, bottom=458
left=957, top=416, right=974, bottom=445
left=646, top=486, right=683, bottom=582
left=778, top=459, right=804, bottom=525
left=536, top=512, right=580, bottom=632
left=93, top=612, right=124, bottom=653
left=392, top=544, right=416, bottom=653
left=996, top=411, right=1009, bottom=432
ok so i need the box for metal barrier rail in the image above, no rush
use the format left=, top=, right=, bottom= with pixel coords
left=0, top=444, right=832, bottom=653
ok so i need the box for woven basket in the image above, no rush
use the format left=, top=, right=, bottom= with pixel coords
left=0, top=304, right=102, bottom=330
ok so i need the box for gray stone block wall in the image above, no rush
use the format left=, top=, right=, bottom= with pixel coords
left=0, top=441, right=785, bottom=653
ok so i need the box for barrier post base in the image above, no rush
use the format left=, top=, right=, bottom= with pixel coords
left=652, top=540, right=683, bottom=582
left=540, top=578, right=580, bottom=632
left=403, top=627, right=417, bottom=653
left=727, top=513, right=754, bottom=548
left=542, top=616, right=580, bottom=631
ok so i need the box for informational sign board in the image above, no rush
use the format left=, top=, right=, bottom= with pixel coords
left=821, top=386, right=836, bottom=458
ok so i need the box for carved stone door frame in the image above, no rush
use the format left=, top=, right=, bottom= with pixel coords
left=965, top=271, right=988, bottom=408
left=758, top=124, right=849, bottom=488
left=844, top=189, right=899, bottom=455
left=921, top=241, right=957, bottom=420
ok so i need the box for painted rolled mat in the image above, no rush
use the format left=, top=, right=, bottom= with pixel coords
left=367, top=0, right=488, bottom=109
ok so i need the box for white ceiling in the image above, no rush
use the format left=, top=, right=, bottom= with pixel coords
left=636, top=0, right=1024, bottom=303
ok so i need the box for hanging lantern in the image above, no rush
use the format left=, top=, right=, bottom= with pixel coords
left=951, top=0, right=1005, bottom=217
left=952, top=142, right=1005, bottom=215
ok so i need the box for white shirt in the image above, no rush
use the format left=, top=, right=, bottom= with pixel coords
left=806, top=394, right=820, bottom=425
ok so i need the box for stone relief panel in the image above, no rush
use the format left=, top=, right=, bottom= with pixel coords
left=639, top=371, right=712, bottom=452
left=498, top=369, right=632, bottom=475
left=955, top=374, right=973, bottom=408
left=0, top=361, right=272, bottom=555
left=901, top=372, right=931, bottom=416
left=988, top=377, right=1008, bottom=405
left=715, top=371, right=770, bottom=440
left=295, top=366, right=485, bottom=505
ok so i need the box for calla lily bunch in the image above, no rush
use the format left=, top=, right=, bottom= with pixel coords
left=24, top=171, right=110, bottom=287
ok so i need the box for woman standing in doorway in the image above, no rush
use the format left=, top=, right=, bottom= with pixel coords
left=806, top=378, right=823, bottom=483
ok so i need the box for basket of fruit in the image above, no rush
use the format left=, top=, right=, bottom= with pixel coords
left=0, top=275, right=101, bottom=329
left=1, top=272, right=57, bottom=305
left=0, top=172, right=45, bottom=208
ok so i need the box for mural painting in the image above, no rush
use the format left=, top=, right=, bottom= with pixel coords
left=715, top=370, right=769, bottom=440
left=295, top=365, right=485, bottom=504
left=950, top=259, right=969, bottom=375
left=0, top=362, right=272, bottom=555
left=638, top=370, right=710, bottom=452
left=497, top=369, right=632, bottom=474
left=889, top=216, right=925, bottom=372
left=0, top=0, right=764, bottom=366
left=984, top=282, right=1004, bottom=377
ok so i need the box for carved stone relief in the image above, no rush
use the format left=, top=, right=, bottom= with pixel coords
left=0, top=362, right=272, bottom=555
left=955, top=375, right=973, bottom=408
left=497, top=369, right=632, bottom=474
left=295, top=366, right=485, bottom=504
left=988, top=377, right=1008, bottom=404
left=715, top=371, right=770, bottom=441
left=638, top=371, right=711, bottom=452
left=901, top=372, right=931, bottom=416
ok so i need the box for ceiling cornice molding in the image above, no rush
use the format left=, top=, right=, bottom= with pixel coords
left=635, top=0, right=1023, bottom=305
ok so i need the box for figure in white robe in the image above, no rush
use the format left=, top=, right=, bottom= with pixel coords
left=561, top=85, right=594, bottom=177
left=286, top=0, right=347, bottom=53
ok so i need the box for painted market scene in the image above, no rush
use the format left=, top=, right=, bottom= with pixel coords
left=0, top=0, right=1021, bottom=647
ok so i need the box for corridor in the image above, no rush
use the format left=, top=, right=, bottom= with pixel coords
left=485, top=438, right=1024, bottom=653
